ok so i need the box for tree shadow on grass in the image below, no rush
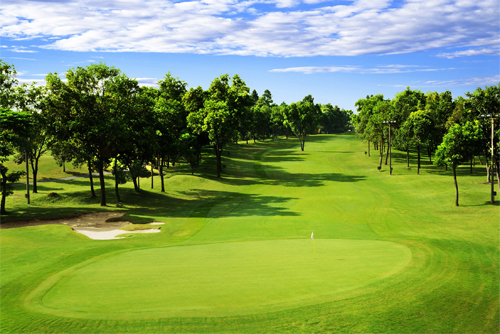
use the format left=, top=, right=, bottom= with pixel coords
left=460, top=200, right=500, bottom=207
left=178, top=190, right=299, bottom=218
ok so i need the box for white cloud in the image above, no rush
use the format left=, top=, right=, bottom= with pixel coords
left=3, top=45, right=38, bottom=53
left=0, top=0, right=498, bottom=57
left=135, top=77, right=159, bottom=87
left=436, top=46, right=500, bottom=59
left=270, top=64, right=446, bottom=74
left=382, top=74, right=500, bottom=88
left=9, top=56, right=37, bottom=60
left=423, top=75, right=500, bottom=87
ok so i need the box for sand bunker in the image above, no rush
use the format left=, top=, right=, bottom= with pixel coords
left=73, top=226, right=161, bottom=240
left=1, top=212, right=164, bottom=240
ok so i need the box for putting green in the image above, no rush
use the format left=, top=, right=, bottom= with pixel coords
left=29, top=239, right=411, bottom=319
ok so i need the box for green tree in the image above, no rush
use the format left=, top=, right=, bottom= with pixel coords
left=391, top=87, right=426, bottom=166
left=187, top=74, right=253, bottom=177
left=282, top=95, right=322, bottom=151
left=353, top=95, right=385, bottom=156
left=0, top=109, right=32, bottom=214
left=321, top=103, right=353, bottom=134
left=187, top=99, right=232, bottom=178
left=401, top=110, right=434, bottom=175
left=257, top=89, right=274, bottom=107
left=435, top=121, right=484, bottom=206
left=424, top=91, right=455, bottom=160
left=117, top=84, right=155, bottom=193
left=14, top=83, right=51, bottom=193
left=0, top=60, right=18, bottom=109
left=464, top=84, right=500, bottom=183
left=45, top=63, right=139, bottom=206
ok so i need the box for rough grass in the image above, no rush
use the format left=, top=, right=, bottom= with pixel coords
left=1, top=134, right=498, bottom=333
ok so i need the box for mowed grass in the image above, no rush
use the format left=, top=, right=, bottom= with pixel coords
left=1, top=134, right=498, bottom=333
left=28, top=240, right=411, bottom=319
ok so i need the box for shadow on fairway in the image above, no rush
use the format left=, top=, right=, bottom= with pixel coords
left=177, top=190, right=299, bottom=218
left=460, top=200, right=500, bottom=207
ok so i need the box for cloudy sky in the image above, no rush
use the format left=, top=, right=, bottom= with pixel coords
left=1, top=0, right=499, bottom=110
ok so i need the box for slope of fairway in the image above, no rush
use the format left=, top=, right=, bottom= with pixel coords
left=28, top=239, right=411, bottom=318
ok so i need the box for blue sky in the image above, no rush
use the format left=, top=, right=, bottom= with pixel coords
left=1, top=0, right=499, bottom=111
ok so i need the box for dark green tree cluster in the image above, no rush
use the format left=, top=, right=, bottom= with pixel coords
left=352, top=84, right=500, bottom=206
left=1, top=60, right=349, bottom=212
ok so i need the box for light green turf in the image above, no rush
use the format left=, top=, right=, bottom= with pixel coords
left=1, top=134, right=498, bottom=333
left=28, top=239, right=411, bottom=318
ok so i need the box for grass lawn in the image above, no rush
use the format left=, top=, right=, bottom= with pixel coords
left=1, top=134, right=498, bottom=333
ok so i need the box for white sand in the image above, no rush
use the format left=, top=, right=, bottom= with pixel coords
left=73, top=227, right=161, bottom=240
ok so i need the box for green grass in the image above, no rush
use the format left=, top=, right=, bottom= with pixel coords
left=1, top=134, right=498, bottom=333
left=27, top=239, right=411, bottom=319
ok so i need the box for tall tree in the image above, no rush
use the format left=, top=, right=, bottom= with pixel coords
left=401, top=110, right=434, bottom=175
left=14, top=83, right=50, bottom=193
left=391, top=87, right=426, bottom=166
left=424, top=91, right=455, bottom=162
left=0, top=60, right=18, bottom=109
left=321, top=103, right=353, bottom=134
left=45, top=63, right=139, bottom=206
left=0, top=109, right=32, bottom=214
left=353, top=95, right=385, bottom=156
left=435, top=121, right=484, bottom=206
left=282, top=95, right=322, bottom=151
left=188, top=99, right=232, bottom=178
left=187, top=74, right=253, bottom=177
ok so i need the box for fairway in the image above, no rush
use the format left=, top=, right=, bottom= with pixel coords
left=28, top=239, right=411, bottom=318
left=1, top=134, right=498, bottom=333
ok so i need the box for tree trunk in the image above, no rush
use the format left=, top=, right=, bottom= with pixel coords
left=453, top=165, right=459, bottom=206
left=114, top=159, right=121, bottom=203
left=32, top=169, right=38, bottom=193
left=485, top=152, right=491, bottom=183
left=470, top=157, right=473, bottom=175
left=385, top=139, right=390, bottom=165
left=215, top=143, right=222, bottom=178
left=417, top=144, right=421, bottom=175
left=151, top=162, right=154, bottom=189
left=496, top=159, right=500, bottom=194
left=300, top=134, right=305, bottom=151
left=31, top=153, right=40, bottom=193
left=97, top=160, right=106, bottom=206
left=406, top=147, right=410, bottom=167
left=63, top=160, right=66, bottom=173
left=378, top=139, right=383, bottom=169
left=160, top=157, right=165, bottom=192
left=88, top=159, right=96, bottom=198
left=131, top=174, right=139, bottom=192
left=367, top=140, right=370, bottom=157
left=1, top=168, right=7, bottom=215
left=478, top=155, right=484, bottom=165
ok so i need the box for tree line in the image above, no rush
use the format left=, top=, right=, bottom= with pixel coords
left=352, top=85, right=500, bottom=206
left=0, top=60, right=353, bottom=214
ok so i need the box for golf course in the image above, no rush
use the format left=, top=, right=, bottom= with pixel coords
left=1, top=134, right=498, bottom=333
